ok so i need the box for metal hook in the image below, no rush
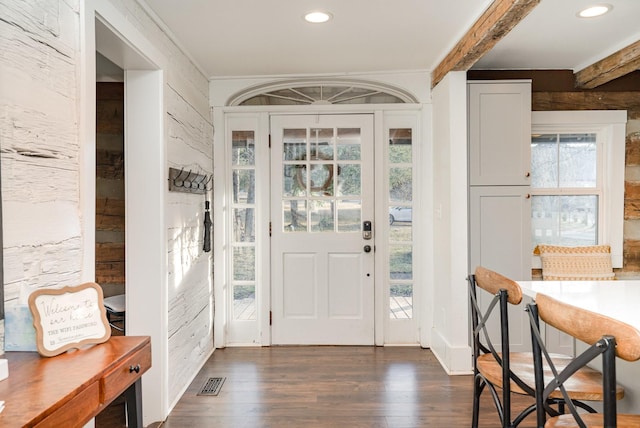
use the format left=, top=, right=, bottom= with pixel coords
left=204, top=175, right=213, bottom=191
left=196, top=174, right=208, bottom=190
left=183, top=170, right=194, bottom=187
left=173, top=167, right=187, bottom=186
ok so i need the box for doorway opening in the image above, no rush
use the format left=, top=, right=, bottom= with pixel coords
left=95, top=53, right=126, bottom=335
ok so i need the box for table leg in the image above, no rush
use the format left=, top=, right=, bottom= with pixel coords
left=124, top=378, right=142, bottom=427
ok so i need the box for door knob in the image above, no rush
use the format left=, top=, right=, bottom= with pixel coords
left=364, top=245, right=372, bottom=253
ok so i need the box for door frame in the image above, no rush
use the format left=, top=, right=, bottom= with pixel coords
left=81, top=1, right=168, bottom=423
left=213, top=104, right=430, bottom=348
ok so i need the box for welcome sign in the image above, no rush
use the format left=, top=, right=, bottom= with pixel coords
left=28, top=283, right=111, bottom=357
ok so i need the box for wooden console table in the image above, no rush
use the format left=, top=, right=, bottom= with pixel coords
left=0, top=336, right=151, bottom=427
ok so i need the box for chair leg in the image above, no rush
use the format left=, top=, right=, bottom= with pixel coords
left=472, top=375, right=484, bottom=428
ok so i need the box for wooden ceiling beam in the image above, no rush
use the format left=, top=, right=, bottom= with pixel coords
left=431, top=0, right=540, bottom=89
left=574, top=40, right=640, bottom=89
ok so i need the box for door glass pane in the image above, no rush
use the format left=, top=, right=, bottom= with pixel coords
left=283, top=164, right=306, bottom=197
left=389, top=167, right=412, bottom=202
left=281, top=125, right=366, bottom=235
left=233, top=246, right=255, bottom=281
left=337, top=128, right=361, bottom=160
left=232, top=131, right=255, bottom=165
left=310, top=201, right=334, bottom=232
left=232, top=169, right=255, bottom=203
left=337, top=200, right=361, bottom=232
left=389, top=129, right=412, bottom=163
left=390, top=244, right=412, bottom=280
left=233, top=208, right=255, bottom=242
left=283, top=200, right=307, bottom=232
left=389, top=211, right=412, bottom=242
left=233, top=285, right=256, bottom=320
left=337, top=164, right=361, bottom=196
left=531, top=195, right=598, bottom=246
left=390, top=284, right=412, bottom=319
left=388, top=128, right=414, bottom=320
left=283, top=129, right=307, bottom=161
left=310, top=128, right=334, bottom=160
left=309, top=163, right=334, bottom=196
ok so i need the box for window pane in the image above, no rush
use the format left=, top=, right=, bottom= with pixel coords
left=390, top=283, right=412, bottom=319
left=337, top=164, right=361, bottom=196
left=232, top=170, right=255, bottom=203
left=310, top=128, right=334, bottom=160
left=283, top=129, right=306, bottom=161
left=283, top=200, right=307, bottom=232
left=337, top=128, right=361, bottom=160
left=309, top=163, right=334, bottom=196
left=389, top=167, right=412, bottom=202
left=233, top=285, right=256, bottom=320
left=232, top=131, right=255, bottom=166
left=283, top=164, right=306, bottom=197
left=233, top=208, right=255, bottom=242
left=389, top=128, right=412, bottom=163
left=559, top=133, right=596, bottom=188
left=389, top=206, right=412, bottom=227
left=310, top=201, right=334, bottom=232
left=233, top=246, right=255, bottom=281
left=531, top=133, right=597, bottom=188
left=531, top=134, right=558, bottom=188
left=390, top=244, right=412, bottom=279
left=532, top=195, right=598, bottom=247
left=389, top=209, right=412, bottom=242
left=337, top=200, right=360, bottom=232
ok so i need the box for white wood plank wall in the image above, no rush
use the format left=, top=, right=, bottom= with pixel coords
left=0, top=0, right=215, bottom=409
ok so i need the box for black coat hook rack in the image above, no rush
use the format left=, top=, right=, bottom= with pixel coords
left=168, top=167, right=212, bottom=194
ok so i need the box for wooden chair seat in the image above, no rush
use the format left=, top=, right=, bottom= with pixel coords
left=477, top=352, right=624, bottom=401
left=545, top=413, right=640, bottom=427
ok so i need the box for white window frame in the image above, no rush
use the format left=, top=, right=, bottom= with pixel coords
left=531, top=110, right=627, bottom=268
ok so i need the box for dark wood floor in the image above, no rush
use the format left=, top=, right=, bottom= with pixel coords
left=96, top=346, right=535, bottom=428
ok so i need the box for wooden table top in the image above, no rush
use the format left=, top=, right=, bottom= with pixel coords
left=0, top=336, right=150, bottom=427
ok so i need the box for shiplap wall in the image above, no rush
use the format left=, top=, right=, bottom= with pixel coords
left=0, top=0, right=214, bottom=409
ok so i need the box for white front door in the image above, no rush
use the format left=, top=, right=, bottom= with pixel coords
left=270, top=114, right=375, bottom=345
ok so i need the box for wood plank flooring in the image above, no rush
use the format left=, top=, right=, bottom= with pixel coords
left=143, top=346, right=540, bottom=428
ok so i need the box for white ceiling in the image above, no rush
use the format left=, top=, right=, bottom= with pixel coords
left=141, top=0, right=640, bottom=80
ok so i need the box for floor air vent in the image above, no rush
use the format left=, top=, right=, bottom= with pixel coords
left=197, top=377, right=225, bottom=396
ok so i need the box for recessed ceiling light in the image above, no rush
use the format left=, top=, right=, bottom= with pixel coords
left=304, top=11, right=332, bottom=23
left=577, top=4, right=612, bottom=18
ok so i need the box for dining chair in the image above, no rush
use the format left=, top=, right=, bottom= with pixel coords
left=469, top=266, right=538, bottom=427
left=470, top=267, right=617, bottom=428
left=527, top=293, right=640, bottom=427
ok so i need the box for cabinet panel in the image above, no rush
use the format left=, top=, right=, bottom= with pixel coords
left=468, top=82, right=531, bottom=186
left=470, top=186, right=532, bottom=352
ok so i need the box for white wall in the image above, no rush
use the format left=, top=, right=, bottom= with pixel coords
left=430, top=71, right=472, bottom=374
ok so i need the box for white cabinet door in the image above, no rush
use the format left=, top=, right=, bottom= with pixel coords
left=468, top=81, right=531, bottom=186
left=469, top=186, right=532, bottom=352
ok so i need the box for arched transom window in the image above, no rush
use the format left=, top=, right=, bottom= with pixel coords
left=228, top=79, right=417, bottom=106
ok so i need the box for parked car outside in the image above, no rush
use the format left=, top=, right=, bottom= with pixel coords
left=389, top=206, right=412, bottom=225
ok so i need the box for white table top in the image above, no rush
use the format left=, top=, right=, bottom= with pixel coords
left=517, top=280, right=640, bottom=332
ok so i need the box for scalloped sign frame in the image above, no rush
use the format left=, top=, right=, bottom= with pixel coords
left=28, top=282, right=112, bottom=357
